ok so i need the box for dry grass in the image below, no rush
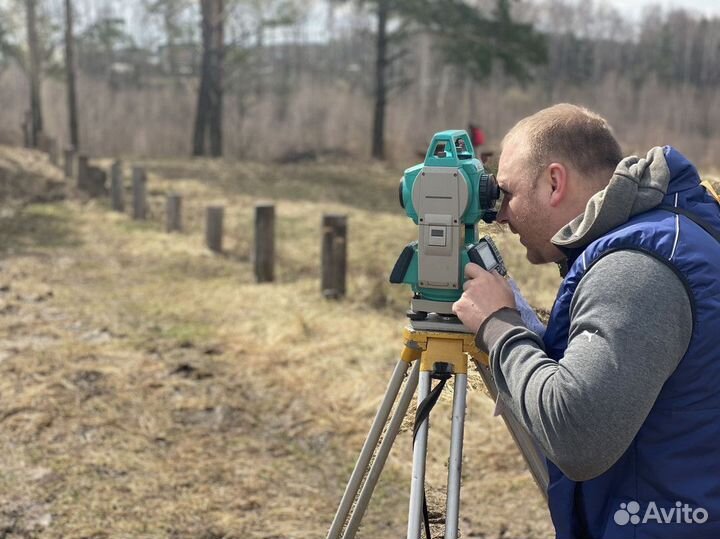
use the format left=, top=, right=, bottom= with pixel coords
left=705, top=173, right=720, bottom=192
left=1, top=142, right=716, bottom=538
left=0, top=146, right=65, bottom=209
left=0, top=146, right=565, bottom=538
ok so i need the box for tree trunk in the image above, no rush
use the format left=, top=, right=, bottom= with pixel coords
left=164, top=9, right=178, bottom=76
left=371, top=0, right=389, bottom=160
left=25, top=0, right=43, bottom=149
left=253, top=17, right=264, bottom=100
left=193, top=0, right=223, bottom=157
left=208, top=0, right=223, bottom=157
left=64, top=0, right=79, bottom=150
left=192, top=62, right=209, bottom=155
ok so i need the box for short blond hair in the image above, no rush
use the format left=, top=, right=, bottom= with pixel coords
left=503, top=104, right=623, bottom=183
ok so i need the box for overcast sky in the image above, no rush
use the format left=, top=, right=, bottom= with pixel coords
left=606, top=0, right=720, bottom=19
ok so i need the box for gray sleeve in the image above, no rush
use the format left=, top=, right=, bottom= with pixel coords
left=480, top=250, right=693, bottom=481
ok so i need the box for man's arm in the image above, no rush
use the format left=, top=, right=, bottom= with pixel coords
left=479, top=250, right=692, bottom=481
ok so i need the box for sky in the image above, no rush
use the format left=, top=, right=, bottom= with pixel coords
left=606, top=0, right=720, bottom=19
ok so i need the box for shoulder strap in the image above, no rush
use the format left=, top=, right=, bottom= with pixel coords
left=657, top=205, right=720, bottom=244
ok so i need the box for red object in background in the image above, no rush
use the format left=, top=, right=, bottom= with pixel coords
left=469, top=124, right=485, bottom=147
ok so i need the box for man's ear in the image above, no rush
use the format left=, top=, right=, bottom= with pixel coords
left=547, top=162, right=568, bottom=207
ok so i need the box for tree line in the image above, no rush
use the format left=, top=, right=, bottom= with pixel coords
left=0, top=0, right=717, bottom=166
left=1, top=0, right=546, bottom=160
left=532, top=0, right=720, bottom=89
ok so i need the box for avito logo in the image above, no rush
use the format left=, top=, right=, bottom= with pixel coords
left=614, top=500, right=709, bottom=526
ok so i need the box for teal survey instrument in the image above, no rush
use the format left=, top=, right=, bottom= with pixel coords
left=390, top=129, right=505, bottom=319
left=327, top=131, right=548, bottom=539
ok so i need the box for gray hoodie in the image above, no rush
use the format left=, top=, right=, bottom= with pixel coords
left=478, top=147, right=693, bottom=481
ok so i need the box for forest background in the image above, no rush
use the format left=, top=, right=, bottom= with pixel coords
left=0, top=0, right=718, bottom=169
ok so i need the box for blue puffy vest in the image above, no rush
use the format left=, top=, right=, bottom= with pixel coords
left=542, top=147, right=720, bottom=538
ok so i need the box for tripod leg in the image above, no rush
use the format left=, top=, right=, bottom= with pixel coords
left=445, top=373, right=467, bottom=539
left=475, top=360, right=549, bottom=498
left=341, top=360, right=420, bottom=539
left=327, top=359, right=411, bottom=539
left=407, top=370, right=431, bottom=539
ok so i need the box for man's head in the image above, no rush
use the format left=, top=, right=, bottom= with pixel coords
left=496, top=103, right=622, bottom=264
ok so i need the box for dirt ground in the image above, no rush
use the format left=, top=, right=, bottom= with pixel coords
left=0, top=146, right=565, bottom=538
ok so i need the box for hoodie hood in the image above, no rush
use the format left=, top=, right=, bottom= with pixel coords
left=552, top=146, right=687, bottom=251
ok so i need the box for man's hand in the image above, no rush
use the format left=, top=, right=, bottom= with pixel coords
left=452, top=263, right=517, bottom=334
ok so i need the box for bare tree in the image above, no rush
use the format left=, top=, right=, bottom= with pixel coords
left=144, top=0, right=194, bottom=76
left=25, top=0, right=42, bottom=148
left=371, top=0, right=388, bottom=159
left=193, top=0, right=224, bottom=157
left=64, top=0, right=79, bottom=150
left=0, top=6, right=21, bottom=74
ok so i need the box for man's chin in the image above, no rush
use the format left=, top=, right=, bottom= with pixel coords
left=522, top=240, right=560, bottom=265
left=525, top=249, right=548, bottom=265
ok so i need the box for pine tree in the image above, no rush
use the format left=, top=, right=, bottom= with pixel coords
left=330, top=0, right=547, bottom=160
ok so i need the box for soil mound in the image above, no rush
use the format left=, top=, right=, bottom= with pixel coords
left=0, top=145, right=65, bottom=208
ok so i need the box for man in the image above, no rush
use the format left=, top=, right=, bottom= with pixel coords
left=452, top=103, right=720, bottom=539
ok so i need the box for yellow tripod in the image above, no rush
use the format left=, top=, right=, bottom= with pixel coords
left=326, top=318, right=480, bottom=539
left=326, top=318, right=549, bottom=539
